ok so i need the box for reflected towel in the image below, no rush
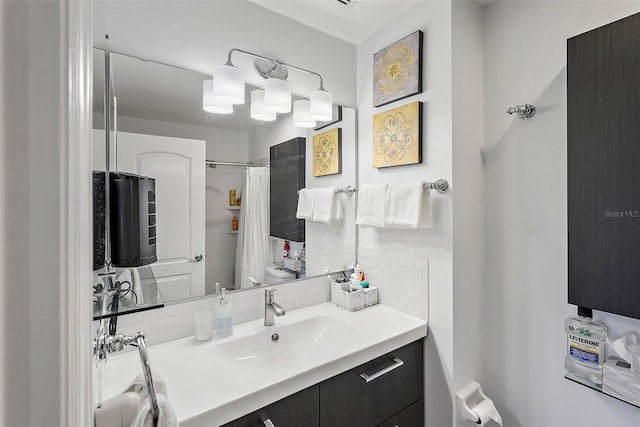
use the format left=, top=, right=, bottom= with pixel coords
left=384, top=181, right=433, bottom=228
left=312, top=187, right=340, bottom=224
left=131, top=394, right=179, bottom=427
left=296, top=188, right=315, bottom=220
left=355, top=184, right=387, bottom=228
left=124, top=373, right=168, bottom=400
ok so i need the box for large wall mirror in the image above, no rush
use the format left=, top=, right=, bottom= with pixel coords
left=92, top=41, right=357, bottom=306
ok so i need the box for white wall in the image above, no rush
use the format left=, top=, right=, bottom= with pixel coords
left=451, top=2, right=486, bottom=426
left=115, top=115, right=250, bottom=163
left=93, top=0, right=357, bottom=108
left=205, top=168, right=243, bottom=291
left=248, top=116, right=306, bottom=164
left=482, top=2, right=640, bottom=426
left=356, top=2, right=454, bottom=425
left=305, top=107, right=358, bottom=276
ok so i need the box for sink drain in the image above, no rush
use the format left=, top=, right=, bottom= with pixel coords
left=271, top=333, right=280, bottom=343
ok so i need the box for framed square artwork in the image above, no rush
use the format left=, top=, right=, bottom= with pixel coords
left=373, top=101, right=422, bottom=168
left=312, top=127, right=342, bottom=177
left=373, top=30, right=423, bottom=107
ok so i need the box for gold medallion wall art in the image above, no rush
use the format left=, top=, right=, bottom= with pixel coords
left=373, top=30, right=423, bottom=107
left=373, top=102, right=422, bottom=168
left=313, top=127, right=342, bottom=177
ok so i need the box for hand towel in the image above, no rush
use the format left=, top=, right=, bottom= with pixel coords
left=131, top=267, right=143, bottom=305
left=296, top=188, right=315, bottom=220
left=384, top=181, right=433, bottom=228
left=332, top=192, right=343, bottom=222
left=355, top=184, right=388, bottom=227
left=124, top=373, right=168, bottom=400
left=131, top=394, right=179, bottom=427
left=312, top=187, right=338, bottom=224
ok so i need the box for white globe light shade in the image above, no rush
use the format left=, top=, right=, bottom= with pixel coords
left=212, top=65, right=245, bottom=105
left=264, top=78, right=291, bottom=113
left=310, top=89, right=333, bottom=121
left=250, top=89, right=276, bottom=122
left=292, top=100, right=316, bottom=128
left=202, top=80, right=233, bottom=114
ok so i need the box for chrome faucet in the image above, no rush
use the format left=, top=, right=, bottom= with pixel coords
left=264, top=288, right=285, bottom=326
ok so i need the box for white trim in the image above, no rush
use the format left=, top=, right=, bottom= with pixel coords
left=65, top=0, right=93, bottom=425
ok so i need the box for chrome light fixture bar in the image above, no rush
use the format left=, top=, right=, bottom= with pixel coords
left=210, top=48, right=333, bottom=126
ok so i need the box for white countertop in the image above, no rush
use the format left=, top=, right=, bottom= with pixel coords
left=101, top=303, right=428, bottom=426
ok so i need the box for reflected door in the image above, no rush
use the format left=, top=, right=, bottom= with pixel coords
left=116, top=131, right=206, bottom=301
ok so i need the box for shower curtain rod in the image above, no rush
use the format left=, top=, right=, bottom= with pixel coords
left=206, top=160, right=269, bottom=168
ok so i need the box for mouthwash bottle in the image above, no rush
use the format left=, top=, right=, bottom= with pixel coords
left=564, top=307, right=607, bottom=384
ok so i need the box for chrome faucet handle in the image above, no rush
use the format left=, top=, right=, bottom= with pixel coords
left=265, top=288, right=277, bottom=304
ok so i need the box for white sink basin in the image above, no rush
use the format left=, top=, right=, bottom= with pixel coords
left=213, top=315, right=354, bottom=370
left=101, top=303, right=427, bottom=427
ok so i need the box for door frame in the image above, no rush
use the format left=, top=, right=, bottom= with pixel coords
left=66, top=0, right=93, bottom=425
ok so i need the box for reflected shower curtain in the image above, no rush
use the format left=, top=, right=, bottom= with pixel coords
left=235, top=167, right=270, bottom=289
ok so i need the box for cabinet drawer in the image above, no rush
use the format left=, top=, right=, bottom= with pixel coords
left=320, top=339, right=424, bottom=427
left=378, top=398, right=424, bottom=427
left=222, top=384, right=319, bottom=427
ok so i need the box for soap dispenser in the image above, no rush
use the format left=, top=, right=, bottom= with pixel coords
left=215, top=287, right=233, bottom=338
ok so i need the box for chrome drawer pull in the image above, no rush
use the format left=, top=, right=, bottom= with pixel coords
left=359, top=357, right=404, bottom=383
left=263, top=419, right=275, bottom=427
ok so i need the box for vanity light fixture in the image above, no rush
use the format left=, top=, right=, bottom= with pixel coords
left=210, top=48, right=333, bottom=127
left=250, top=89, right=277, bottom=121
left=293, top=100, right=316, bottom=128
left=264, top=77, right=292, bottom=113
left=212, top=64, right=245, bottom=105
left=202, top=80, right=233, bottom=114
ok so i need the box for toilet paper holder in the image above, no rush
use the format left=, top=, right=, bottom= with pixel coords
left=456, top=381, right=503, bottom=426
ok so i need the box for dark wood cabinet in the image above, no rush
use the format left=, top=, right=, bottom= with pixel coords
left=221, top=385, right=319, bottom=427
left=567, top=12, right=640, bottom=319
left=223, top=339, right=424, bottom=427
left=377, top=399, right=424, bottom=427
left=270, top=137, right=305, bottom=243
left=319, top=340, right=423, bottom=427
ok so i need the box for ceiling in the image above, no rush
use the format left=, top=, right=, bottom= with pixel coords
left=92, top=0, right=493, bottom=132
left=249, top=0, right=425, bottom=45
left=249, top=0, right=495, bottom=45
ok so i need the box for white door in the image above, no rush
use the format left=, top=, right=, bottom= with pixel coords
left=116, top=131, right=206, bottom=302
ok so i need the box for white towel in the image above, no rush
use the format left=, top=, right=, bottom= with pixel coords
left=131, top=267, right=143, bottom=305
left=124, top=373, right=168, bottom=400
left=131, top=394, right=179, bottom=427
left=384, top=181, right=433, bottom=228
left=355, top=184, right=388, bottom=227
left=312, top=187, right=340, bottom=224
left=296, top=188, right=315, bottom=220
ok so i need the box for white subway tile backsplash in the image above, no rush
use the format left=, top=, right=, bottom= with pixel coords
left=110, top=276, right=331, bottom=346
left=383, top=251, right=398, bottom=264
left=358, top=246, right=429, bottom=322
left=404, top=266, right=422, bottom=279
left=412, top=278, right=428, bottom=290
left=397, top=254, right=413, bottom=267
left=413, top=257, right=429, bottom=270
left=404, top=285, right=423, bottom=300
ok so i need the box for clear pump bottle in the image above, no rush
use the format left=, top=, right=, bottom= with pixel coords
left=564, top=307, right=607, bottom=384
left=215, top=286, right=233, bottom=338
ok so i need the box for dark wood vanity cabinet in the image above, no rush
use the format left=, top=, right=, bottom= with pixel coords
left=319, top=340, right=424, bottom=426
left=222, top=385, right=319, bottom=427
left=223, top=339, right=424, bottom=427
